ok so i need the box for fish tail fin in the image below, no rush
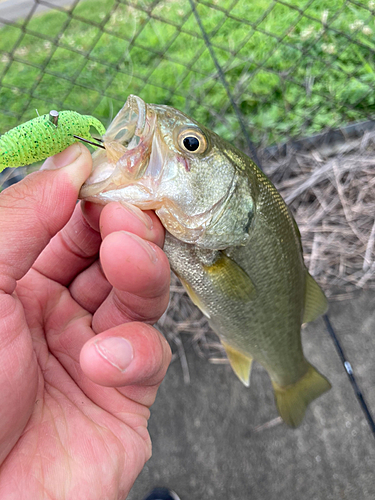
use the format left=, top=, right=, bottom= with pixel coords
left=272, top=363, right=331, bottom=428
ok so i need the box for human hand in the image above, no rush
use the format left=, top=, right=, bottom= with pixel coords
left=0, top=144, right=171, bottom=499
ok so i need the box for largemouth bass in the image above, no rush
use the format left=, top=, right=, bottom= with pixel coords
left=79, top=95, right=331, bottom=427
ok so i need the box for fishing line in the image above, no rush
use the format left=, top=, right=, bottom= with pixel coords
left=73, top=135, right=105, bottom=149
left=187, top=0, right=261, bottom=167
left=189, top=0, right=375, bottom=437
left=323, top=314, right=375, bottom=436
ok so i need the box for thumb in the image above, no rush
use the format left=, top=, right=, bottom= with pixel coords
left=0, top=143, right=92, bottom=295
left=0, top=143, right=92, bottom=464
left=80, top=323, right=172, bottom=404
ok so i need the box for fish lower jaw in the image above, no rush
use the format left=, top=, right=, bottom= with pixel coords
left=97, top=193, right=163, bottom=211
left=80, top=180, right=163, bottom=208
left=156, top=208, right=214, bottom=245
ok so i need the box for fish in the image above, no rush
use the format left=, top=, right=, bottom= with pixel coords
left=79, top=94, right=331, bottom=427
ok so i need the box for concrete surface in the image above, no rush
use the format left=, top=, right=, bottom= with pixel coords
left=0, top=0, right=71, bottom=23
left=128, top=291, right=375, bottom=500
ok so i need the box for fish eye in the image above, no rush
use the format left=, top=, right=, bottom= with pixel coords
left=177, top=128, right=208, bottom=154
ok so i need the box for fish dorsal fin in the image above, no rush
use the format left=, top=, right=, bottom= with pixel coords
left=222, top=341, right=253, bottom=387
left=203, top=253, right=256, bottom=302
left=303, top=272, right=328, bottom=324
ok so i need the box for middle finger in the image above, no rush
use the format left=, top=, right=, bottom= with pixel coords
left=92, top=230, right=170, bottom=333
left=69, top=201, right=167, bottom=312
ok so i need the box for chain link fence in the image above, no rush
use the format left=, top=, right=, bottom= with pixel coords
left=1, top=0, right=375, bottom=295
left=1, top=0, right=375, bottom=298
left=1, top=0, right=375, bottom=152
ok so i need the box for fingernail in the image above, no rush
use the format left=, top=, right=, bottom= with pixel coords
left=123, top=232, right=158, bottom=264
left=40, top=143, right=83, bottom=170
left=119, top=201, right=153, bottom=230
left=95, top=337, right=134, bottom=372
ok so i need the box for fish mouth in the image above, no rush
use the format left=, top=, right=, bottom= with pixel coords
left=79, top=95, right=156, bottom=202
left=78, top=95, right=236, bottom=246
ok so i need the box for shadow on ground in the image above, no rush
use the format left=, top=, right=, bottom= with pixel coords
left=128, top=291, right=375, bottom=500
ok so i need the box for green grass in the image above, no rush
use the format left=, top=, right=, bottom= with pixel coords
left=0, top=0, right=375, bottom=147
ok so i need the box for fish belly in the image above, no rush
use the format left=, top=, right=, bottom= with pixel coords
left=163, top=227, right=307, bottom=388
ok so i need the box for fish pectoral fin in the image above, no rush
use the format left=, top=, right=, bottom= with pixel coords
left=272, top=363, right=331, bottom=428
left=222, top=342, right=253, bottom=387
left=178, top=277, right=211, bottom=318
left=303, top=272, right=328, bottom=324
left=203, top=253, right=256, bottom=302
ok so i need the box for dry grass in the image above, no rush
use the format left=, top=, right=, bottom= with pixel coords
left=264, top=130, right=375, bottom=300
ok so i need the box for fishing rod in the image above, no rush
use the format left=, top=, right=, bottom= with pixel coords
left=323, top=314, right=375, bottom=436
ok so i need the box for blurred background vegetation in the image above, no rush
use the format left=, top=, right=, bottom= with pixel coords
left=1, top=0, right=375, bottom=151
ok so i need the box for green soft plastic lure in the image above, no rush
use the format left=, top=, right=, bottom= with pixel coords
left=0, top=110, right=106, bottom=172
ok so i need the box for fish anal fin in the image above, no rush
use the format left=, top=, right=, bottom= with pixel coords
left=303, top=272, right=328, bottom=324
left=272, top=363, right=331, bottom=427
left=222, top=341, right=253, bottom=387
left=203, top=253, right=256, bottom=302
